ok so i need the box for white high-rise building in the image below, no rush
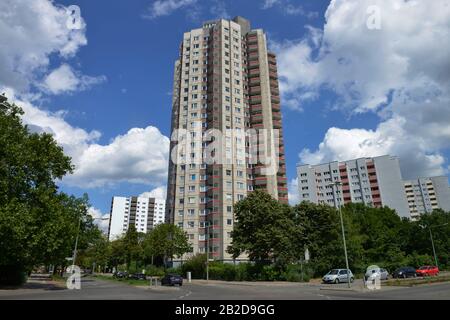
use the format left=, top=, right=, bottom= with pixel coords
left=297, top=155, right=410, bottom=218
left=108, top=196, right=165, bottom=241
left=404, top=176, right=450, bottom=220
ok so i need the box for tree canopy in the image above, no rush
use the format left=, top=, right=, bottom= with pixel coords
left=0, top=96, right=102, bottom=284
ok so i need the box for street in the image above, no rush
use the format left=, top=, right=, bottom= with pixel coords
left=0, top=276, right=449, bottom=300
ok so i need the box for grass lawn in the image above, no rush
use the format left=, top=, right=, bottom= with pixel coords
left=93, top=274, right=150, bottom=286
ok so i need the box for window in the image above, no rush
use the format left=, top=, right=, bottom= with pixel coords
left=227, top=219, right=232, bottom=225
left=188, top=209, right=195, bottom=215
left=187, top=221, right=195, bottom=228
left=188, top=197, right=196, bottom=204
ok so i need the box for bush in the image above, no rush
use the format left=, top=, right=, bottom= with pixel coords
left=166, top=266, right=182, bottom=275
left=209, top=262, right=237, bottom=281
left=406, top=253, right=435, bottom=268
left=0, top=265, right=28, bottom=286
left=181, top=254, right=206, bottom=279
left=144, top=265, right=165, bottom=277
left=260, top=265, right=281, bottom=281
left=282, top=264, right=313, bottom=282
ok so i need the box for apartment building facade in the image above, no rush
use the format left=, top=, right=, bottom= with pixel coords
left=404, top=176, right=450, bottom=220
left=108, top=196, right=165, bottom=241
left=165, top=17, right=287, bottom=263
left=297, top=155, right=410, bottom=217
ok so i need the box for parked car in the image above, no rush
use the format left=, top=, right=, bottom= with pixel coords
left=161, top=274, right=183, bottom=286
left=113, top=271, right=128, bottom=279
left=392, top=267, right=417, bottom=279
left=364, top=266, right=389, bottom=281
left=322, top=269, right=354, bottom=284
left=128, top=273, right=146, bottom=280
left=416, top=266, right=439, bottom=277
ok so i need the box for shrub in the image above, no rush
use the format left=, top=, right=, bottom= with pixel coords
left=406, top=253, right=434, bottom=268
left=181, top=254, right=206, bottom=279
left=144, top=265, right=165, bottom=277
left=166, top=266, right=182, bottom=275
left=0, top=265, right=28, bottom=286
left=282, top=264, right=313, bottom=282
left=209, top=262, right=237, bottom=281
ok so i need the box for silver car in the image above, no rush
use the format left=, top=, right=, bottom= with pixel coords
left=322, top=269, right=354, bottom=284
left=365, top=266, right=389, bottom=281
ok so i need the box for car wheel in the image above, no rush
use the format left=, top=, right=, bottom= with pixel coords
left=334, top=278, right=339, bottom=284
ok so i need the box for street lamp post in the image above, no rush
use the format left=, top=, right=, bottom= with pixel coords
left=71, top=216, right=110, bottom=270
left=427, top=223, right=448, bottom=268
left=329, top=181, right=351, bottom=288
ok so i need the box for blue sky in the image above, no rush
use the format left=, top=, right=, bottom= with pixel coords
left=1, top=0, right=449, bottom=224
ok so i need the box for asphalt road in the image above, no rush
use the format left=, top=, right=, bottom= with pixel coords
left=0, top=277, right=449, bottom=300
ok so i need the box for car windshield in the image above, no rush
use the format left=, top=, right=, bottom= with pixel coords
left=328, top=270, right=339, bottom=275
left=419, top=267, right=429, bottom=270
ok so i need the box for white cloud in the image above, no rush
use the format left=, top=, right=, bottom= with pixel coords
left=262, top=0, right=279, bottom=9
left=88, top=207, right=110, bottom=234
left=261, top=0, right=318, bottom=19
left=139, top=186, right=167, bottom=200
left=3, top=89, right=170, bottom=189
left=275, top=0, right=450, bottom=179
left=65, top=126, right=170, bottom=188
left=143, top=0, right=198, bottom=19
left=0, top=0, right=87, bottom=93
left=42, top=64, right=106, bottom=95
left=209, top=1, right=229, bottom=19
left=287, top=177, right=299, bottom=205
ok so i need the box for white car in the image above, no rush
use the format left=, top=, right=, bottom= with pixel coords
left=322, top=269, right=354, bottom=284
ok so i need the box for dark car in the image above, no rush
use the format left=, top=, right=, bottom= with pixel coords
left=392, top=267, right=417, bottom=279
left=161, top=274, right=183, bottom=286
left=128, top=273, right=146, bottom=280
left=113, top=271, right=128, bottom=279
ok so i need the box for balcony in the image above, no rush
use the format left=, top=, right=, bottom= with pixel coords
left=249, top=77, right=261, bottom=86
left=248, top=44, right=258, bottom=52
left=269, top=71, right=278, bottom=79
left=248, top=60, right=259, bottom=68
left=248, top=68, right=260, bottom=76
left=251, top=113, right=264, bottom=123
left=250, top=95, right=262, bottom=104
left=247, top=36, right=258, bottom=44
left=248, top=53, right=259, bottom=61
left=272, top=112, right=281, bottom=120
left=271, top=96, right=280, bottom=104
left=272, top=103, right=280, bottom=111
left=249, top=86, right=261, bottom=95
left=273, top=120, right=282, bottom=128
left=251, top=104, right=263, bottom=113
left=277, top=176, right=287, bottom=184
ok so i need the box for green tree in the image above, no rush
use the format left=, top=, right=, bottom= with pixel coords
left=143, top=223, right=192, bottom=269
left=228, top=190, right=305, bottom=266
left=0, top=95, right=101, bottom=284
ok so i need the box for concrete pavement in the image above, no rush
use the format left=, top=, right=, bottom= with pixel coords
left=0, top=276, right=449, bottom=300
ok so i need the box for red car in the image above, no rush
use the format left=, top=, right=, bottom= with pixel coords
left=416, top=266, right=439, bottom=277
